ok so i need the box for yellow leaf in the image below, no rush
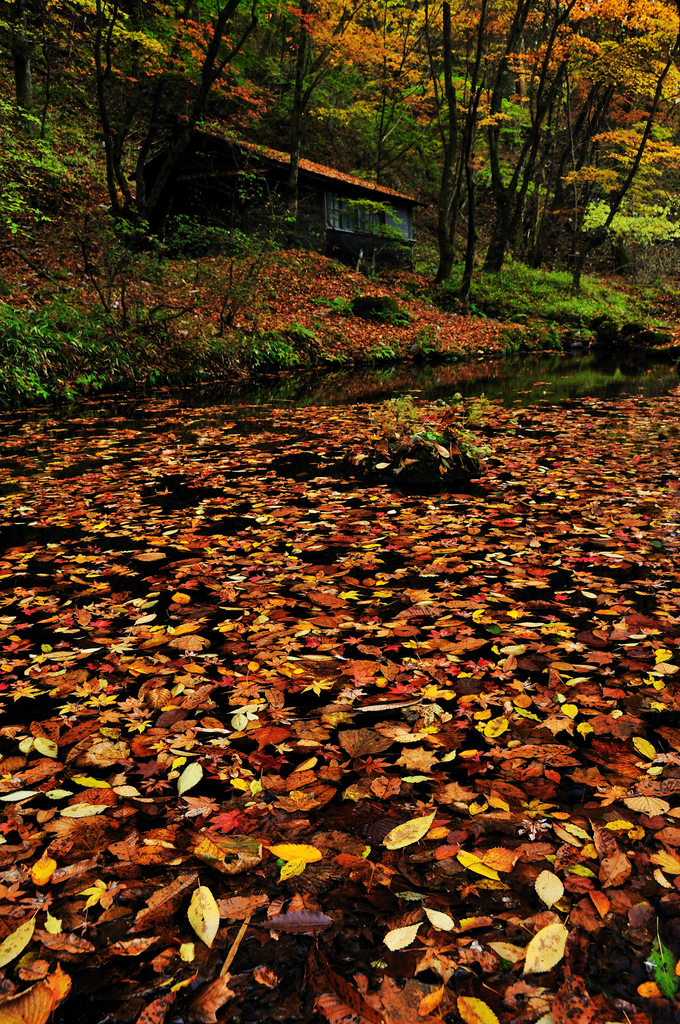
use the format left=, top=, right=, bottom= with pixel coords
left=487, top=941, right=525, bottom=963
left=651, top=850, right=680, bottom=874
left=655, top=649, right=673, bottom=663
left=61, top=803, right=107, bottom=818
left=0, top=917, right=35, bottom=968
left=31, top=854, right=57, bottom=886
left=457, top=995, right=500, bottom=1024
left=419, top=985, right=444, bottom=1016
left=180, top=942, right=195, bottom=962
left=80, top=879, right=107, bottom=909
left=384, top=922, right=421, bottom=951
left=424, top=908, right=454, bottom=931
left=562, top=822, right=589, bottom=840
left=523, top=921, right=568, bottom=974
left=534, top=870, right=564, bottom=909
left=382, top=811, right=436, bottom=850
left=483, top=717, right=508, bottom=739
left=562, top=704, right=578, bottom=719
left=632, top=737, right=656, bottom=761
left=177, top=762, right=203, bottom=796
left=188, top=886, right=220, bottom=948
left=268, top=843, right=322, bottom=863
left=172, top=592, right=191, bottom=604
left=279, top=859, right=307, bottom=881
left=33, top=737, right=58, bottom=759
left=457, top=851, right=500, bottom=881
left=71, top=776, right=111, bottom=789
left=44, top=913, right=62, bottom=935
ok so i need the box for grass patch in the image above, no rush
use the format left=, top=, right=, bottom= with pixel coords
left=434, top=261, right=663, bottom=327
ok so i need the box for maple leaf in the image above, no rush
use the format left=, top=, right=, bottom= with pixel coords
left=302, top=679, right=334, bottom=696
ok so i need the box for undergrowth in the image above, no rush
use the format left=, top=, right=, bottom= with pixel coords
left=0, top=302, right=241, bottom=406
left=433, top=260, right=662, bottom=327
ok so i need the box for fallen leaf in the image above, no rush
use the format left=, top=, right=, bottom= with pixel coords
left=457, top=995, right=500, bottom=1024
left=424, top=907, right=454, bottom=931
left=0, top=917, right=36, bottom=968
left=384, top=922, right=421, bottom=951
left=189, top=975, right=236, bottom=1023
left=177, top=762, right=203, bottom=795
left=383, top=811, right=436, bottom=850
left=535, top=870, right=564, bottom=909
left=523, top=921, right=569, bottom=974
left=188, top=886, right=220, bottom=948
left=268, top=843, right=322, bottom=863
left=419, top=985, right=444, bottom=1016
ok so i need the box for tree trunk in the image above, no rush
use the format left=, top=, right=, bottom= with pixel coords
left=459, top=146, right=478, bottom=313
left=483, top=214, right=509, bottom=273
left=287, top=4, right=309, bottom=228
left=12, top=0, right=36, bottom=136
left=434, top=2, right=458, bottom=284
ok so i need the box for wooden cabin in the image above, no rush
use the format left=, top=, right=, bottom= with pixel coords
left=145, top=133, right=420, bottom=266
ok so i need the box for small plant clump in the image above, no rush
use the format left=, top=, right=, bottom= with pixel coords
left=352, top=394, right=489, bottom=492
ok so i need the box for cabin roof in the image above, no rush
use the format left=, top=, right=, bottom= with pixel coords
left=196, top=130, right=421, bottom=205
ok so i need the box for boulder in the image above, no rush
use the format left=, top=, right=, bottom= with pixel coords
left=351, top=295, right=403, bottom=323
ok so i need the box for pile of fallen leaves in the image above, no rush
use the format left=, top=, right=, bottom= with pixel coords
left=0, top=386, right=679, bottom=1022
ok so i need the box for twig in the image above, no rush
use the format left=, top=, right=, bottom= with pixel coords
left=220, top=915, right=251, bottom=976
left=9, top=247, right=58, bottom=284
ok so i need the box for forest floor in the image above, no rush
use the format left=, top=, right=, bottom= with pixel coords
left=0, top=385, right=680, bottom=1024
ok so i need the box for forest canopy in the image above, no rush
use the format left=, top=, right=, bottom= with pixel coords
left=1, top=0, right=680, bottom=296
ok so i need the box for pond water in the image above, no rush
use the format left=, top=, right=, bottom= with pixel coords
left=133, top=349, right=680, bottom=413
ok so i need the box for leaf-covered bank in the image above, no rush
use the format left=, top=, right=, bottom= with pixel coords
left=2, top=250, right=677, bottom=408
left=0, top=389, right=680, bottom=1021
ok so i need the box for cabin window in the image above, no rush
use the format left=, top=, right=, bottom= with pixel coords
left=326, top=194, right=385, bottom=233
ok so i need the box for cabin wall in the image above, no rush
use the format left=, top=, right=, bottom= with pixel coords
left=296, top=186, right=327, bottom=250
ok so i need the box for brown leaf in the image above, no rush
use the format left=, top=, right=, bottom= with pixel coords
left=253, top=966, right=278, bottom=988
left=553, top=971, right=596, bottom=1024
left=129, top=873, right=198, bottom=933
left=308, top=591, right=347, bottom=608
left=395, top=747, right=438, bottom=772
left=312, top=948, right=385, bottom=1024
left=35, top=930, right=95, bottom=953
left=168, top=634, right=210, bottom=651
left=276, top=785, right=336, bottom=812
left=109, top=936, right=160, bottom=956
left=136, top=991, right=175, bottom=1024
left=189, top=976, right=236, bottom=1024
left=436, top=781, right=476, bottom=803
left=599, top=850, right=632, bottom=888
left=267, top=910, right=333, bottom=933
left=218, top=894, right=269, bottom=919
left=338, top=728, right=393, bottom=758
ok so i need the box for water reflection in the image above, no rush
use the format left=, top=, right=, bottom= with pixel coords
left=194, top=349, right=679, bottom=408
left=0, top=352, right=677, bottom=433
